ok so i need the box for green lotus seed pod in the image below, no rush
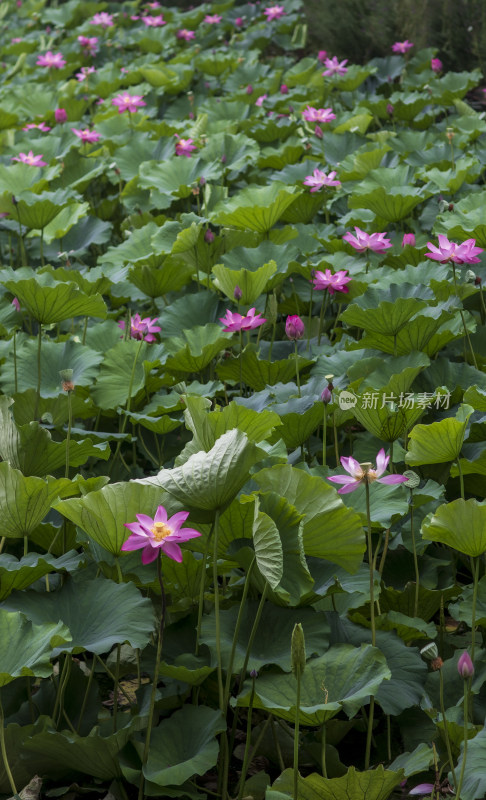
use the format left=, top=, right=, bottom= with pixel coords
left=403, top=470, right=420, bottom=489
left=291, top=623, right=306, bottom=676
left=59, top=369, right=74, bottom=382
left=420, top=642, right=439, bottom=661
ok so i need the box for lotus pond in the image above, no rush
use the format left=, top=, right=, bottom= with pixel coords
left=1, top=0, right=486, bottom=798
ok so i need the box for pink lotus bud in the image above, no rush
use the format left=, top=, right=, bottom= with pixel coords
left=235, top=16, right=244, bottom=26
left=317, top=50, right=327, bottom=62
left=321, top=386, right=332, bottom=403
left=12, top=297, right=20, bottom=312
left=55, top=108, right=67, bottom=123
left=280, top=84, right=288, bottom=94
left=246, top=84, right=253, bottom=94
left=204, top=229, right=214, bottom=244
left=431, top=58, right=443, bottom=73
left=314, top=124, right=323, bottom=138
left=221, top=154, right=227, bottom=164
left=285, top=315, right=305, bottom=340
left=234, top=285, right=242, bottom=301
left=457, top=651, right=474, bottom=679
left=387, top=103, right=394, bottom=115
left=402, top=233, right=416, bottom=247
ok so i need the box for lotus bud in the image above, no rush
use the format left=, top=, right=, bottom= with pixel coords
left=280, top=84, right=288, bottom=94
left=55, top=108, right=67, bottom=123
left=285, top=315, right=304, bottom=340
left=204, top=229, right=214, bottom=244
left=291, top=623, right=306, bottom=676
left=250, top=669, right=258, bottom=678
left=233, top=285, right=242, bottom=301
left=475, top=275, right=482, bottom=286
left=386, top=103, right=394, bottom=116
left=246, top=84, right=253, bottom=94
left=457, top=651, right=474, bottom=679
left=402, top=233, right=416, bottom=247
left=321, top=386, right=332, bottom=404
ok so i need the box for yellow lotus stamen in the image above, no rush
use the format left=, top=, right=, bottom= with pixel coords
left=150, top=522, right=172, bottom=541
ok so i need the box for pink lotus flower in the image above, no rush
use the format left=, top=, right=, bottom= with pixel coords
left=235, top=16, right=244, bottom=26
left=36, top=51, right=66, bottom=69
left=122, top=505, right=201, bottom=564
left=78, top=35, right=98, bottom=54
left=141, top=14, right=166, bottom=26
left=322, top=56, right=348, bottom=76
left=204, top=14, right=222, bottom=23
left=263, top=5, right=285, bottom=21
left=23, top=122, right=50, bottom=132
left=118, top=313, right=161, bottom=342
left=12, top=151, right=47, bottom=167
left=303, top=168, right=340, bottom=192
left=285, top=315, right=304, bottom=340
left=457, top=651, right=474, bottom=679
left=402, top=233, right=416, bottom=247
left=91, top=12, right=114, bottom=28
left=343, top=226, right=392, bottom=255
left=280, top=84, right=288, bottom=94
left=177, top=28, right=196, bottom=40
left=76, top=66, right=96, bottom=82
left=175, top=138, right=197, bottom=157
left=425, top=235, right=483, bottom=265
left=317, top=50, right=327, bottom=62
left=55, top=108, right=67, bottom=123
left=312, top=269, right=351, bottom=294
left=112, top=92, right=146, bottom=113
left=220, top=307, right=266, bottom=332
left=392, top=40, right=414, bottom=53
left=12, top=297, right=20, bottom=312
left=255, top=94, right=267, bottom=106
left=431, top=58, right=443, bottom=72
left=328, top=449, right=408, bottom=494
left=72, top=128, right=101, bottom=143
left=302, top=106, right=336, bottom=123
left=408, top=785, right=434, bottom=796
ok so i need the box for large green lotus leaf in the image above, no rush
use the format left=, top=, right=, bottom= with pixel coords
left=270, top=766, right=404, bottom=800
left=136, top=429, right=266, bottom=516
left=449, top=576, right=486, bottom=628
left=417, top=158, right=481, bottom=195
left=464, top=385, right=486, bottom=411
left=41, top=264, right=112, bottom=297
left=41, top=202, right=91, bottom=243
left=138, top=158, right=220, bottom=206
left=272, top=400, right=323, bottom=451
left=2, top=577, right=155, bottom=656
left=0, top=396, right=109, bottom=477
left=254, top=465, right=365, bottom=573
left=217, top=348, right=313, bottom=391
left=0, top=551, right=82, bottom=601
left=357, top=307, right=456, bottom=356
left=338, top=143, right=391, bottom=182
left=158, top=550, right=207, bottom=609
left=163, top=324, right=230, bottom=374
left=453, top=723, right=486, bottom=800
left=352, top=392, right=425, bottom=442
left=200, top=602, right=329, bottom=673
left=1, top=271, right=106, bottom=324
left=138, top=62, right=194, bottom=92
left=333, top=478, right=409, bottom=529
left=128, top=260, right=194, bottom=298
left=100, top=222, right=163, bottom=269
left=354, top=611, right=437, bottom=644
left=389, top=743, right=434, bottom=778
left=182, top=396, right=281, bottom=451
left=143, top=706, right=225, bottom=787
left=379, top=584, right=460, bottom=621
left=241, top=116, right=297, bottom=144
left=348, top=180, right=430, bottom=222
left=279, top=190, right=327, bottom=224
left=0, top=163, right=48, bottom=195
left=252, top=504, right=284, bottom=589
left=388, top=91, right=429, bottom=120
left=210, top=182, right=300, bottom=233
left=434, top=191, right=486, bottom=246
left=0, top=190, right=75, bottom=230
left=347, top=352, right=430, bottom=394
left=406, top=404, right=473, bottom=465
left=432, top=69, right=483, bottom=105
left=156, top=291, right=219, bottom=338
left=199, top=131, right=259, bottom=178
left=333, top=112, right=373, bottom=135
left=212, top=261, right=277, bottom=306
left=0, top=338, right=102, bottom=397
left=213, top=495, right=255, bottom=557
left=54, top=481, right=170, bottom=556
left=90, top=340, right=149, bottom=410
left=0, top=462, right=75, bottom=538
left=195, top=51, right=236, bottom=76
left=422, top=498, right=486, bottom=557
left=341, top=297, right=427, bottom=336
left=0, top=611, right=70, bottom=687
left=234, top=644, right=390, bottom=726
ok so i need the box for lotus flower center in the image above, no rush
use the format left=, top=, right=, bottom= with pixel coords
left=359, top=462, right=378, bottom=484
left=150, top=522, right=172, bottom=541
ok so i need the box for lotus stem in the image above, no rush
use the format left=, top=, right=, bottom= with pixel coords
left=293, top=663, right=302, bottom=800
left=224, top=557, right=256, bottom=708
left=409, top=489, right=420, bottom=618
left=34, top=323, right=42, bottom=420
left=307, top=282, right=314, bottom=354
left=77, top=655, right=96, bottom=733
left=455, top=684, right=469, bottom=800
left=470, top=556, right=479, bottom=665
left=195, top=519, right=214, bottom=656
left=237, top=670, right=258, bottom=800
left=212, top=509, right=224, bottom=713
left=456, top=458, right=465, bottom=500
left=13, top=331, right=18, bottom=394
left=321, top=724, right=327, bottom=778
left=294, top=341, right=301, bottom=397
left=65, top=388, right=72, bottom=481
left=322, top=403, right=327, bottom=467
left=333, top=412, right=339, bottom=467
left=439, top=666, right=457, bottom=786
left=317, top=292, right=329, bottom=346
left=0, top=693, right=17, bottom=796
left=112, top=644, right=121, bottom=733
left=365, top=480, right=376, bottom=770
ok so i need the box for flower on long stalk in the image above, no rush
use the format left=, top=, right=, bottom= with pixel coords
left=312, top=269, right=350, bottom=294
left=303, top=168, right=340, bottom=192
left=321, top=56, right=348, bottom=76
left=343, top=226, right=392, bottom=255
left=12, top=151, right=47, bottom=166
left=302, top=106, right=336, bottom=123
left=457, top=651, right=474, bottom=679
left=285, top=315, right=304, bottom=340
left=263, top=5, right=286, bottom=21
left=425, top=235, right=483, bottom=265
left=36, top=51, right=66, bottom=68
left=220, top=308, right=266, bottom=332
left=91, top=12, right=114, bottom=27
left=72, top=128, right=101, bottom=143
left=122, top=505, right=201, bottom=564
left=175, top=137, right=197, bottom=157
left=118, top=313, right=160, bottom=342
left=392, top=40, right=414, bottom=53
left=328, top=449, right=408, bottom=494
left=111, top=93, right=146, bottom=113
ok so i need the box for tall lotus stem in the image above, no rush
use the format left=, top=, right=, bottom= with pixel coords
left=364, top=477, right=376, bottom=770
left=291, top=623, right=306, bottom=800
left=212, top=509, right=224, bottom=713
left=469, top=556, right=480, bottom=665
left=34, top=323, right=42, bottom=420
left=452, top=264, right=478, bottom=370
left=404, top=471, right=420, bottom=617
left=294, top=341, right=301, bottom=397
left=236, top=670, right=258, bottom=800
left=317, top=292, right=329, bottom=345
left=0, top=694, right=17, bottom=795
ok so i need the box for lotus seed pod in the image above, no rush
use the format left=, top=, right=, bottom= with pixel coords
left=420, top=642, right=439, bottom=661
left=403, top=470, right=420, bottom=489
left=291, top=623, right=306, bottom=676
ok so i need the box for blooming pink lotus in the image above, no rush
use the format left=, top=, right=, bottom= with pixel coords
left=303, top=168, right=340, bottom=192
left=255, top=94, right=267, bottom=107
left=23, top=122, right=50, bottom=132
left=220, top=307, right=266, bottom=332
left=343, top=226, right=392, bottom=255
left=426, top=235, right=483, bottom=265
left=91, top=12, right=114, bottom=28
left=328, top=449, right=408, bottom=494
left=402, top=233, right=416, bottom=247
left=78, top=35, right=98, bottom=54
left=122, top=505, right=201, bottom=564
left=302, top=106, right=336, bottom=123
left=175, top=138, right=197, bottom=157
left=76, top=66, right=96, bottom=82
left=112, top=93, right=146, bottom=113
left=12, top=151, right=47, bottom=167
left=286, top=315, right=304, bottom=340
left=177, top=29, right=196, bottom=40
left=431, top=58, right=443, bottom=72
left=36, top=51, right=66, bottom=69
left=312, top=269, right=351, bottom=294
left=141, top=14, right=166, bottom=26
left=118, top=313, right=161, bottom=342
left=204, top=13, right=222, bottom=23
left=72, top=128, right=101, bottom=143
left=322, top=56, right=348, bottom=76
left=263, top=5, right=286, bottom=21
left=392, top=40, right=414, bottom=53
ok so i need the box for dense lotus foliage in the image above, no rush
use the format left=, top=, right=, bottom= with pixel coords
left=1, top=0, right=486, bottom=798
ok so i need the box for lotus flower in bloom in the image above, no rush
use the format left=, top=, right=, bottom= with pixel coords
left=91, top=12, right=114, bottom=28
left=392, top=40, right=414, bottom=53
left=12, top=151, right=47, bottom=166
left=408, top=785, right=434, bottom=797
left=431, top=58, right=443, bottom=72
left=220, top=307, right=266, bottom=332
left=425, top=235, right=483, bottom=265
left=78, top=35, right=98, bottom=54
left=175, top=138, right=197, bottom=157
left=328, top=449, right=408, bottom=494
left=23, top=122, right=50, bottom=132
left=312, top=269, right=351, bottom=294
left=204, top=14, right=222, bottom=23
left=112, top=93, right=146, bottom=113
left=285, top=315, right=304, bottom=340
left=402, top=233, right=416, bottom=247
left=122, top=505, right=201, bottom=564
left=36, top=51, right=66, bottom=69
left=343, top=226, right=392, bottom=255
left=457, top=651, right=474, bottom=679
left=264, top=5, right=286, bottom=21
left=76, top=66, right=96, bottom=82
left=141, top=14, right=166, bottom=26
left=118, top=314, right=161, bottom=342
left=177, top=29, right=196, bottom=40
left=302, top=106, right=336, bottom=123
left=72, top=128, right=101, bottom=143
left=255, top=94, right=267, bottom=106
left=303, top=168, right=340, bottom=192
left=322, top=56, right=348, bottom=76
